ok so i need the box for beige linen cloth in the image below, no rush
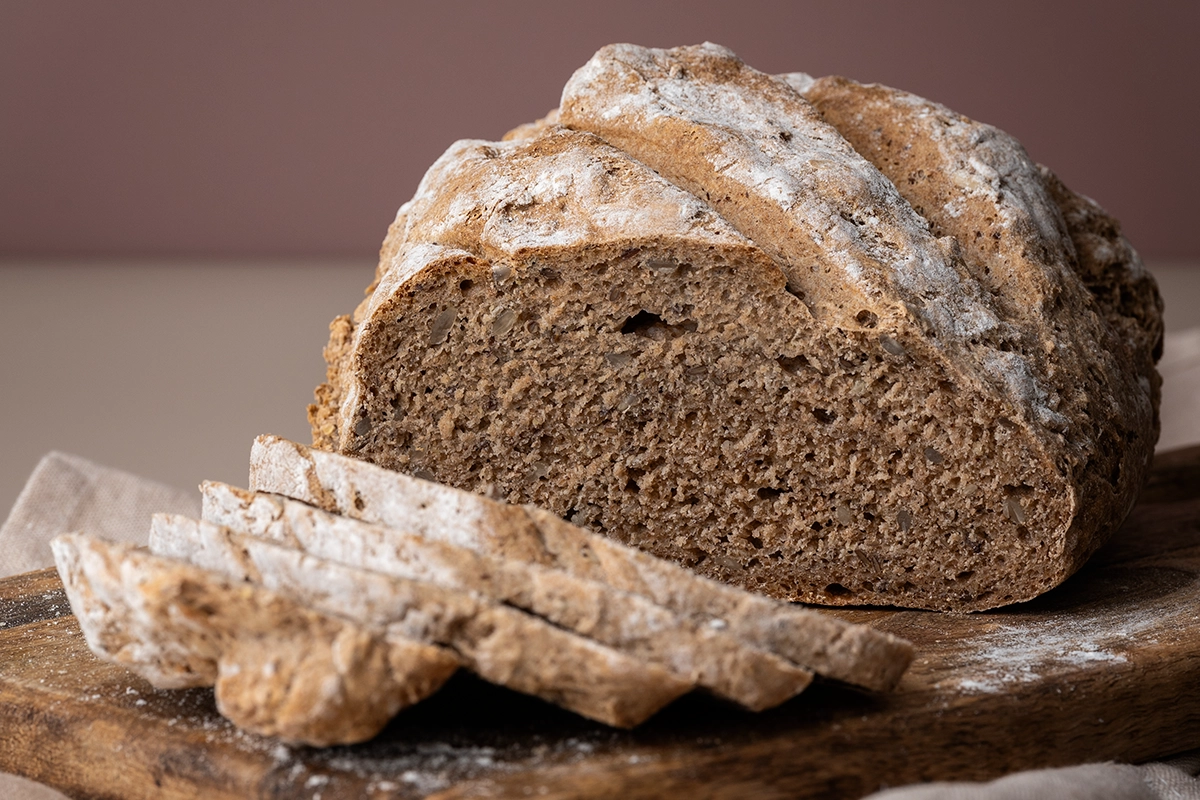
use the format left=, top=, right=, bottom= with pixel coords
left=3, top=330, right=1200, bottom=799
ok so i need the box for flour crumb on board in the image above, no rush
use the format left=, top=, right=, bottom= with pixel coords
left=946, top=605, right=1164, bottom=694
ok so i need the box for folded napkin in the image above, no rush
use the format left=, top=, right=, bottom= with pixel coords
left=0, top=451, right=198, bottom=579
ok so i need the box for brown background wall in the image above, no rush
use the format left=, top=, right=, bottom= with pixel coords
left=1, top=0, right=1197, bottom=260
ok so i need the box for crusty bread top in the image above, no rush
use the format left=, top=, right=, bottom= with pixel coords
left=376, top=126, right=770, bottom=286
left=795, top=71, right=1159, bottom=397
left=561, top=44, right=1001, bottom=335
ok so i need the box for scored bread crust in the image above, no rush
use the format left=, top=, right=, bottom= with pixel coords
left=309, top=44, right=1161, bottom=611
left=783, top=73, right=1162, bottom=372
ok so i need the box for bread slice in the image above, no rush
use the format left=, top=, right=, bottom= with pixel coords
left=149, top=514, right=692, bottom=726
left=309, top=43, right=1159, bottom=611
left=197, top=482, right=812, bottom=709
left=248, top=435, right=913, bottom=691
left=50, top=532, right=458, bottom=746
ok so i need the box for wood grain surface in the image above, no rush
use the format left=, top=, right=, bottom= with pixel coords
left=3, top=445, right=1200, bottom=799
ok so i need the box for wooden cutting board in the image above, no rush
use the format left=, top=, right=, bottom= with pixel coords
left=3, top=446, right=1200, bottom=800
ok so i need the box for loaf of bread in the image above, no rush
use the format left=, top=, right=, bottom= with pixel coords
left=309, top=43, right=1161, bottom=612
left=195, top=482, right=815, bottom=709
left=148, top=514, right=694, bottom=726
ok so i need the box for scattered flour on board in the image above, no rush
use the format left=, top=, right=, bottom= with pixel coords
left=947, top=603, right=1169, bottom=694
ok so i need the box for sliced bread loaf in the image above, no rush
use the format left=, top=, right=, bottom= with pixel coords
left=149, top=514, right=693, bottom=726
left=196, top=482, right=812, bottom=709
left=248, top=435, right=913, bottom=691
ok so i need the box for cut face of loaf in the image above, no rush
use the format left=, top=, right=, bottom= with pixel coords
left=195, top=482, right=812, bottom=710
left=310, top=44, right=1161, bottom=612
left=50, top=533, right=458, bottom=746
left=148, top=514, right=693, bottom=726
left=248, top=435, right=913, bottom=692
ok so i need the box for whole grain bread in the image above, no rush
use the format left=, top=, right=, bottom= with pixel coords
left=308, top=44, right=1160, bottom=611
left=51, top=532, right=458, bottom=746
left=148, top=514, right=693, bottom=726
left=196, top=482, right=812, bottom=709
left=248, top=435, right=913, bottom=691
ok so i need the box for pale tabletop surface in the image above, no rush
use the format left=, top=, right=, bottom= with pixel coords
left=2, top=259, right=1200, bottom=799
